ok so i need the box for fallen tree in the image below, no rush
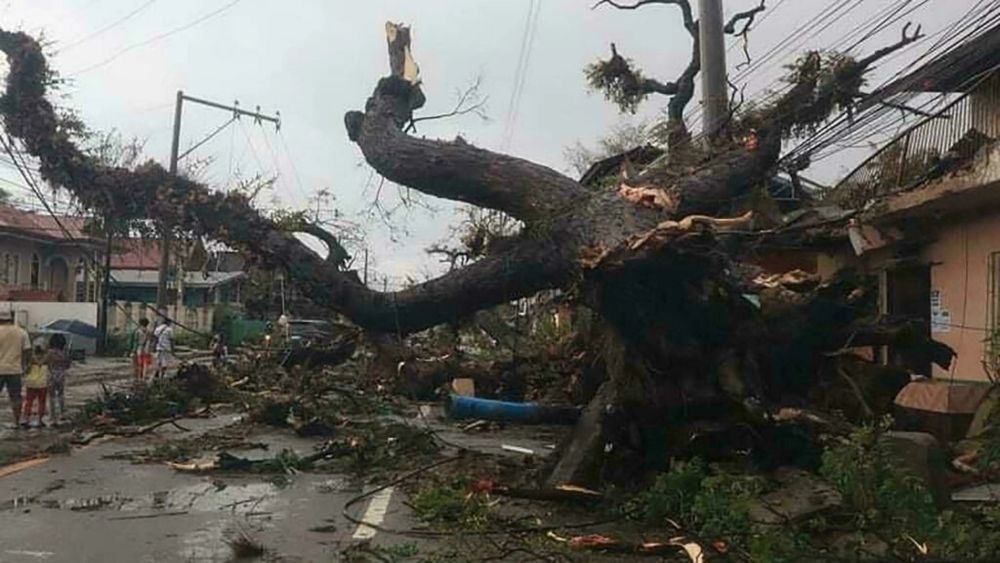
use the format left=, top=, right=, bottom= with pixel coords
left=0, top=12, right=948, bottom=485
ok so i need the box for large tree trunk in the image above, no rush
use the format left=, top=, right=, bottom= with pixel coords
left=0, top=23, right=939, bottom=485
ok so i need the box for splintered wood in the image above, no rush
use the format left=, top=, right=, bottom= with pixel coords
left=617, top=184, right=678, bottom=212
left=578, top=212, right=754, bottom=270
left=629, top=211, right=754, bottom=251
left=385, top=22, right=420, bottom=84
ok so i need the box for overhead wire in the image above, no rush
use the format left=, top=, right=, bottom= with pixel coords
left=225, top=113, right=237, bottom=189
left=70, top=0, right=245, bottom=76
left=278, top=131, right=307, bottom=199
left=500, top=0, right=535, bottom=147
left=840, top=0, right=918, bottom=53
left=705, top=0, right=945, bottom=140
left=779, top=4, right=990, bottom=161
left=177, top=115, right=236, bottom=162
left=782, top=1, right=1000, bottom=168
left=237, top=119, right=268, bottom=176
left=57, top=0, right=157, bottom=53
left=500, top=0, right=542, bottom=151
left=259, top=128, right=308, bottom=205
left=686, top=0, right=862, bottom=129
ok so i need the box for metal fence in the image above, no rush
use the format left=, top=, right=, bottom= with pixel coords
left=828, top=75, right=1000, bottom=207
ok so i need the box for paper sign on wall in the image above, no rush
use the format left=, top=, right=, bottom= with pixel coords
left=930, top=289, right=951, bottom=333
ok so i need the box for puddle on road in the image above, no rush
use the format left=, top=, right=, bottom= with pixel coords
left=1, top=481, right=282, bottom=514
left=2, top=472, right=343, bottom=561
left=181, top=518, right=234, bottom=561
left=312, top=476, right=351, bottom=494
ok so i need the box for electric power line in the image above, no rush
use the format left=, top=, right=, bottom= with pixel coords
left=782, top=3, right=1000, bottom=168
left=500, top=0, right=542, bottom=151
left=70, top=0, right=245, bottom=76
left=278, top=130, right=306, bottom=198
left=58, top=0, right=158, bottom=52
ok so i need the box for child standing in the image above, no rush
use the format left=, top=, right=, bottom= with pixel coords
left=129, top=318, right=152, bottom=384
left=46, top=334, right=71, bottom=421
left=21, top=346, right=49, bottom=428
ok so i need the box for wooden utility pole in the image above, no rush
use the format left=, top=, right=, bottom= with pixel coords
left=156, top=91, right=281, bottom=311
left=698, top=0, right=728, bottom=138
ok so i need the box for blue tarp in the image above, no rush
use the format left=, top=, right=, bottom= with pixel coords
left=42, top=318, right=101, bottom=339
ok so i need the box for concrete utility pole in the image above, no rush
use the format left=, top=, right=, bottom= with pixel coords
left=157, top=91, right=281, bottom=311
left=698, top=0, right=728, bottom=138
left=157, top=91, right=183, bottom=312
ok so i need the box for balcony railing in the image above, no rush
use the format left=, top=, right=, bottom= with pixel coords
left=828, top=75, right=1000, bottom=207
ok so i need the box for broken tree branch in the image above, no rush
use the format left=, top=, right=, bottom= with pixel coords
left=856, top=22, right=924, bottom=69
left=347, top=25, right=588, bottom=223
left=0, top=28, right=576, bottom=335
left=593, top=0, right=695, bottom=31
left=296, top=222, right=351, bottom=269
left=724, top=0, right=766, bottom=35
left=406, top=76, right=488, bottom=134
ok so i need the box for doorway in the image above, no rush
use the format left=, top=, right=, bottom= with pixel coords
left=49, top=256, right=69, bottom=301
left=886, top=264, right=932, bottom=376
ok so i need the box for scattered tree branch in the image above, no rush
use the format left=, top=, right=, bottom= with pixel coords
left=406, top=76, right=488, bottom=134
left=296, top=222, right=351, bottom=269
left=856, top=22, right=924, bottom=69
left=724, top=0, right=766, bottom=35
left=593, top=0, right=695, bottom=31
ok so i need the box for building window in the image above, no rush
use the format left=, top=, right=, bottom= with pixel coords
left=11, top=255, right=19, bottom=286
left=30, top=254, right=39, bottom=289
left=988, top=251, right=1000, bottom=377
left=1, top=254, right=8, bottom=284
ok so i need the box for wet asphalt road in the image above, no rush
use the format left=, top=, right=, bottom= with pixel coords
left=0, top=413, right=423, bottom=562
left=0, top=356, right=565, bottom=562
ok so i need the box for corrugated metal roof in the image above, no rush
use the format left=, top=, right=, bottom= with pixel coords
left=110, top=238, right=162, bottom=270
left=110, top=269, right=244, bottom=288
left=0, top=204, right=98, bottom=244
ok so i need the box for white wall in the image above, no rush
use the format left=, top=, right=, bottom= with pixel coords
left=108, top=301, right=216, bottom=335
left=1, top=301, right=98, bottom=331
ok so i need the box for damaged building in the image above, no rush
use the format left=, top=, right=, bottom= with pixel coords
left=822, top=27, right=1000, bottom=383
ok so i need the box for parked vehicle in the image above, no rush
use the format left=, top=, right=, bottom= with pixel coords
left=285, top=319, right=335, bottom=348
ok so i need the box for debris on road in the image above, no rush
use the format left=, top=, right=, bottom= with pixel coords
left=447, top=395, right=580, bottom=425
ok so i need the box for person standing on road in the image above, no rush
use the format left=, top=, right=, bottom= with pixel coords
left=21, top=346, right=49, bottom=428
left=152, top=318, right=175, bottom=378
left=129, top=318, right=152, bottom=383
left=211, top=332, right=228, bottom=367
left=0, top=310, right=30, bottom=429
left=45, top=333, right=71, bottom=422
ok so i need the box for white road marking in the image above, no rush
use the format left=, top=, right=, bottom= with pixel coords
left=5, top=551, right=55, bottom=559
left=351, top=487, right=395, bottom=540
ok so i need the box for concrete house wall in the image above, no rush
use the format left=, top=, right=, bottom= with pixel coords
left=918, top=213, right=1000, bottom=381
left=0, top=235, right=94, bottom=302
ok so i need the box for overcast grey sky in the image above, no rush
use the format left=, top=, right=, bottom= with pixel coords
left=0, top=0, right=980, bottom=284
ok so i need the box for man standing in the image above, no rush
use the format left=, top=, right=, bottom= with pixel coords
left=152, top=318, right=174, bottom=378
left=0, top=310, right=30, bottom=428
